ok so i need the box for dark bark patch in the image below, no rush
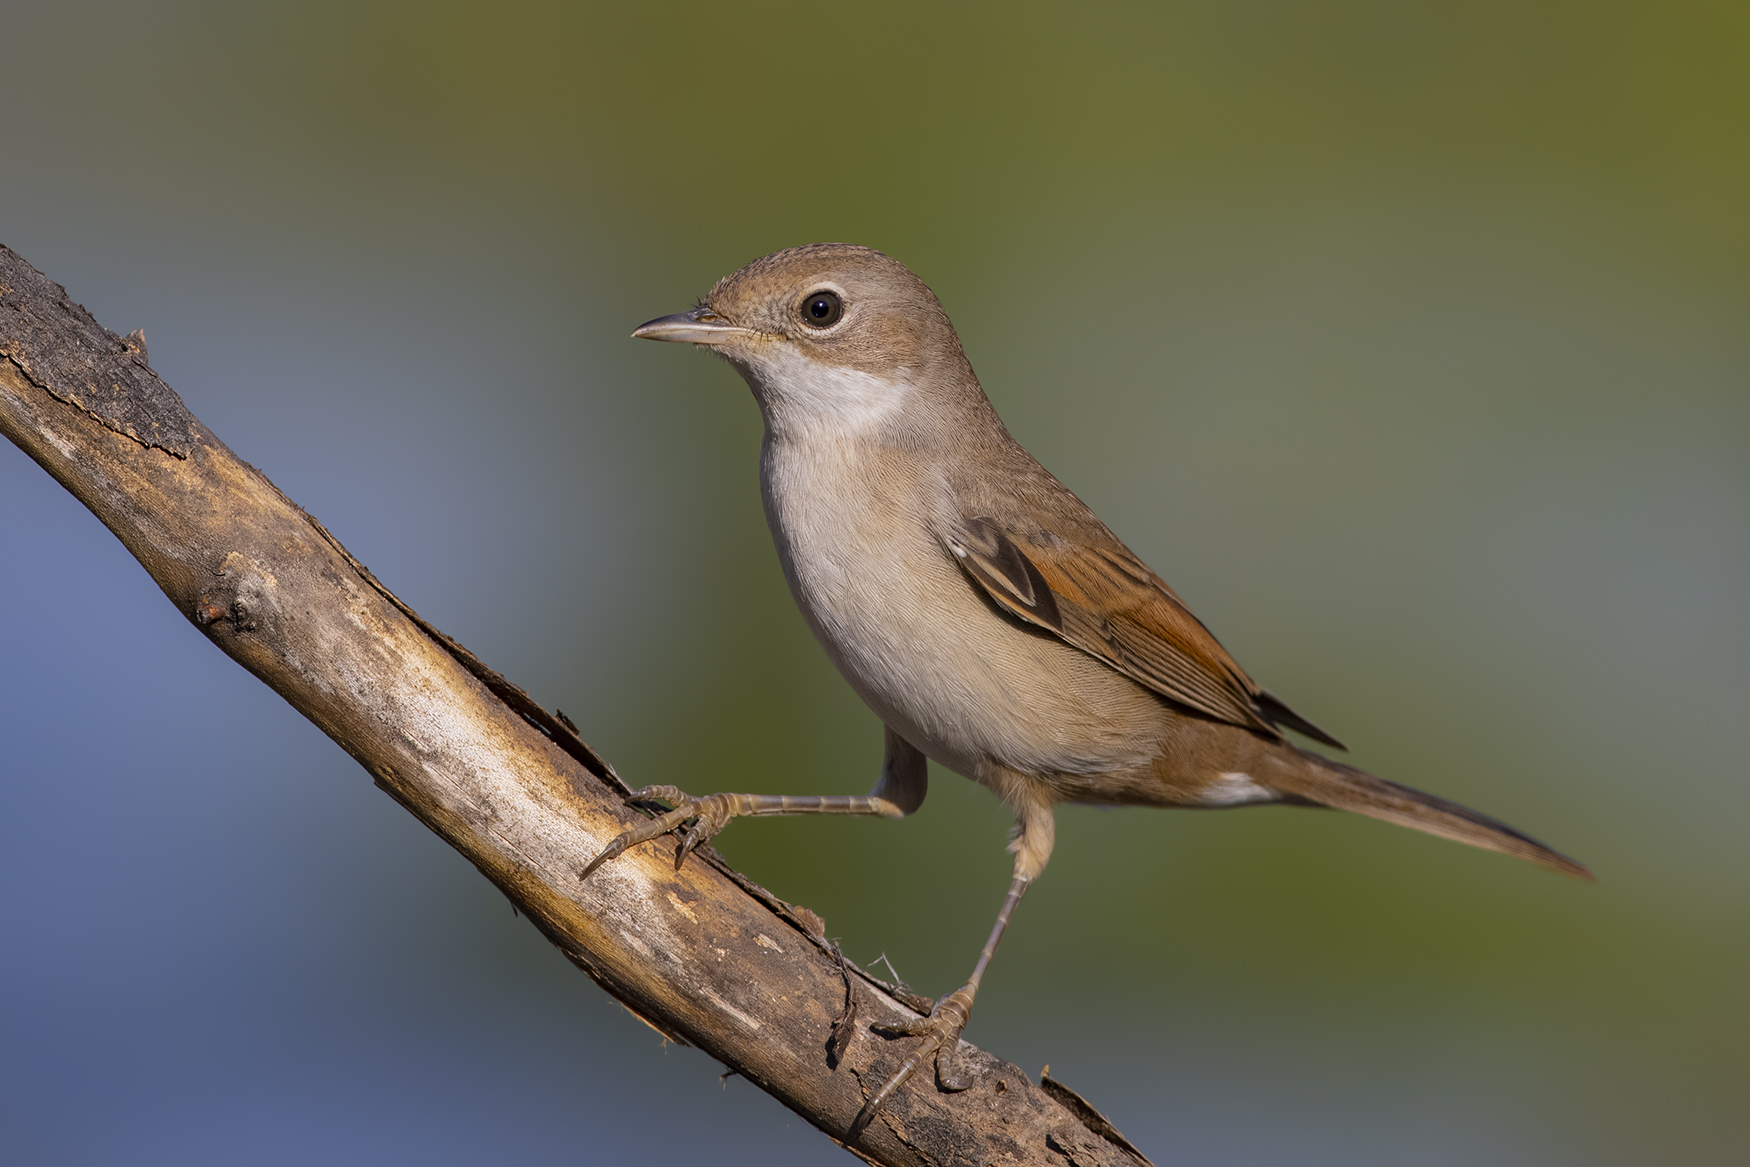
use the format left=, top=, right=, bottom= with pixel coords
left=0, top=245, right=196, bottom=457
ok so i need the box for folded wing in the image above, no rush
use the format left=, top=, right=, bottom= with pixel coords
left=940, top=514, right=1345, bottom=749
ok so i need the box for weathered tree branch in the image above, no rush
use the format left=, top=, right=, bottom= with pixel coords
left=0, top=244, right=1152, bottom=1167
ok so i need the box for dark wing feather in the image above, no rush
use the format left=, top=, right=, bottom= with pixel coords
left=949, top=517, right=1063, bottom=632
left=941, top=515, right=1346, bottom=748
left=1254, top=687, right=1345, bottom=747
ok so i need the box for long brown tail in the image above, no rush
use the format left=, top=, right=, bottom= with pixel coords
left=1262, top=747, right=1593, bottom=880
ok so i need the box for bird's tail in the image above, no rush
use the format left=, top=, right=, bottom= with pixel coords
left=1261, top=747, right=1593, bottom=879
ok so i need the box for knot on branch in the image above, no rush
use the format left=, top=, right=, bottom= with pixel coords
left=195, top=551, right=282, bottom=636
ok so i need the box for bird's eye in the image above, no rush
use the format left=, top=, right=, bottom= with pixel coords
left=799, top=290, right=843, bottom=329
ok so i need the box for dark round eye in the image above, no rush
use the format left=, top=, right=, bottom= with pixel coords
left=799, top=290, right=843, bottom=328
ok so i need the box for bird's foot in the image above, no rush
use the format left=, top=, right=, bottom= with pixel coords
left=581, top=789, right=905, bottom=881
left=850, top=985, right=977, bottom=1137
left=579, top=785, right=739, bottom=878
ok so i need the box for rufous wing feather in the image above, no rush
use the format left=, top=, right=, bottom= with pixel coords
left=941, top=514, right=1345, bottom=748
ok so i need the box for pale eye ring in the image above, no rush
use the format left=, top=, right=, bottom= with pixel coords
left=799, top=290, right=843, bottom=329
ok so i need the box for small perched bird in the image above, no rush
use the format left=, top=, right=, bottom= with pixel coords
left=588, top=243, right=1589, bottom=1135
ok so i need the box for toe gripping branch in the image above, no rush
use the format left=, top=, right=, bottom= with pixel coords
left=850, top=871, right=1030, bottom=1138
left=850, top=984, right=977, bottom=1138
left=578, top=785, right=735, bottom=878
left=579, top=783, right=1008, bottom=1142
left=579, top=785, right=905, bottom=880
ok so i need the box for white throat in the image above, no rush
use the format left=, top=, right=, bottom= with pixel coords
left=738, top=346, right=912, bottom=441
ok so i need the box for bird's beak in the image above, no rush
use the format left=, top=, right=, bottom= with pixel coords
left=631, top=306, right=753, bottom=345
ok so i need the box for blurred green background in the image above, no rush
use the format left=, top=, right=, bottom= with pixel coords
left=2, top=1, right=1745, bottom=1163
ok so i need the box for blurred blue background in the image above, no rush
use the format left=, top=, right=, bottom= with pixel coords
left=2, top=2, right=1745, bottom=1163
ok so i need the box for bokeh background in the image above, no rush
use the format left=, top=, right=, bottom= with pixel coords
left=2, top=2, right=1746, bottom=1163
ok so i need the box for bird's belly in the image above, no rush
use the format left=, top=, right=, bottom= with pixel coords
left=763, top=447, right=1166, bottom=786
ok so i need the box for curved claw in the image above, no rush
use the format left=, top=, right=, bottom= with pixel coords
left=579, top=787, right=702, bottom=880
left=849, top=1044, right=925, bottom=1139
left=936, top=1028, right=973, bottom=1092
left=583, top=787, right=907, bottom=882
left=851, top=987, right=976, bottom=1138
left=674, top=798, right=733, bottom=869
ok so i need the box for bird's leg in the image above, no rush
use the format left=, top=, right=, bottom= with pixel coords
left=850, top=872, right=1032, bottom=1136
left=579, top=786, right=907, bottom=879
left=849, top=792, right=1052, bottom=1138
left=582, top=728, right=927, bottom=879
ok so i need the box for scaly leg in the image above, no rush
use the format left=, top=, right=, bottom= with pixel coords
left=850, top=787, right=1054, bottom=1137
left=581, top=727, right=928, bottom=878
left=579, top=786, right=907, bottom=878
left=849, top=871, right=1031, bottom=1136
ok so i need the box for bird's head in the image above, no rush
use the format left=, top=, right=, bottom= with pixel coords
left=633, top=243, right=978, bottom=438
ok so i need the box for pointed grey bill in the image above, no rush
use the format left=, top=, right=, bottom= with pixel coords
left=631, top=306, right=754, bottom=345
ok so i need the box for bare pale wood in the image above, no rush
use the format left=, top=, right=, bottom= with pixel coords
left=0, top=244, right=1151, bottom=1167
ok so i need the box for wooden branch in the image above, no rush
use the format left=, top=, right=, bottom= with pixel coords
left=0, top=244, right=1153, bottom=1167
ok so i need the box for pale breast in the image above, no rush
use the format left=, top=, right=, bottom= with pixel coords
left=759, top=433, right=1169, bottom=785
